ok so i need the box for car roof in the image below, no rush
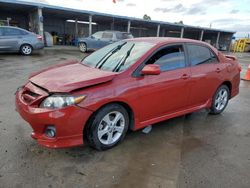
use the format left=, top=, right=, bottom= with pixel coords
left=125, top=37, right=203, bottom=44
left=0, top=26, right=30, bottom=32
left=125, top=37, right=217, bottom=51
left=103, top=30, right=131, bottom=34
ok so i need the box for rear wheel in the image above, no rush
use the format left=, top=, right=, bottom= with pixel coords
left=86, top=104, right=129, bottom=150
left=20, top=44, right=33, bottom=55
left=210, top=85, right=230, bottom=114
left=79, top=42, right=87, bottom=53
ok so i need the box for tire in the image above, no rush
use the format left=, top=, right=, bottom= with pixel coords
left=79, top=42, right=87, bottom=53
left=20, top=44, right=33, bottom=55
left=86, top=104, right=129, bottom=151
left=209, top=85, right=230, bottom=115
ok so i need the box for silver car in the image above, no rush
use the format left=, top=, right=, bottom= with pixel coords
left=78, top=31, right=133, bottom=53
left=0, top=26, right=44, bottom=55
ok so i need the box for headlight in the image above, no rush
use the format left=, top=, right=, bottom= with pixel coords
left=40, top=95, right=86, bottom=109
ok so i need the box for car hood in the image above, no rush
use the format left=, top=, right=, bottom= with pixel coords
left=29, top=61, right=117, bottom=92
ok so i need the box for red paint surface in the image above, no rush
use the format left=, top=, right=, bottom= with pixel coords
left=15, top=38, right=240, bottom=148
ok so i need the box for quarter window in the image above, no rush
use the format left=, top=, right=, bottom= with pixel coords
left=187, top=44, right=216, bottom=66
left=147, top=45, right=186, bottom=72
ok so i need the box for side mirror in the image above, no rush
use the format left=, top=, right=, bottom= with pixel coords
left=90, top=36, right=95, bottom=39
left=141, top=64, right=161, bottom=75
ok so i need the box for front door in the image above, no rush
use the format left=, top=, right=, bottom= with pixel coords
left=135, top=44, right=191, bottom=124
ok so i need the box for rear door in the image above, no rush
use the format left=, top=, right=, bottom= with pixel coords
left=186, top=43, right=222, bottom=107
left=135, top=44, right=191, bottom=123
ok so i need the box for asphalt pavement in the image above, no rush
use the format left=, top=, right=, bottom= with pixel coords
left=0, top=46, right=250, bottom=188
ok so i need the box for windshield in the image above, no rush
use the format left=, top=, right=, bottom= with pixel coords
left=81, top=41, right=154, bottom=72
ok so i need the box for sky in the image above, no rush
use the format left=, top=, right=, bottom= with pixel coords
left=22, top=0, right=250, bottom=38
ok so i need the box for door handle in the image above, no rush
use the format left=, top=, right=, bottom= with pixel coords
left=181, top=74, right=189, bottom=80
left=215, top=68, right=221, bottom=73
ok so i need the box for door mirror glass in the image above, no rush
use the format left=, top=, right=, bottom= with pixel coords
left=141, top=64, right=161, bottom=75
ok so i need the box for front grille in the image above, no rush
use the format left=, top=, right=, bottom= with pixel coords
left=22, top=90, right=40, bottom=104
left=20, top=83, right=48, bottom=105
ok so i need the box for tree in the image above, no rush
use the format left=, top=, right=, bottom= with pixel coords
left=174, top=21, right=184, bottom=25
left=143, top=14, right=151, bottom=21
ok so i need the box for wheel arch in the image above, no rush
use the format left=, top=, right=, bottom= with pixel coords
left=83, top=101, right=135, bottom=142
left=19, top=43, right=33, bottom=52
left=20, top=43, right=33, bottom=49
left=220, top=80, right=232, bottom=98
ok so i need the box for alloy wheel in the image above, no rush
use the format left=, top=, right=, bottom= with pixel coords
left=97, top=111, right=125, bottom=145
left=214, top=88, right=228, bottom=111
left=21, top=45, right=32, bottom=55
left=79, top=43, right=87, bottom=52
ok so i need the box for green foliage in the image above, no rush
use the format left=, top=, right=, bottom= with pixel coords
left=143, top=14, right=151, bottom=21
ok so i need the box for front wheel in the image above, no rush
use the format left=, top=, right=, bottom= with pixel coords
left=20, top=44, right=33, bottom=55
left=210, top=85, right=230, bottom=115
left=86, top=104, right=129, bottom=150
left=79, top=42, right=87, bottom=53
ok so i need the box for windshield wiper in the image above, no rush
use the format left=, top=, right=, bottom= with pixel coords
left=113, top=44, right=135, bottom=72
left=95, top=42, right=127, bottom=69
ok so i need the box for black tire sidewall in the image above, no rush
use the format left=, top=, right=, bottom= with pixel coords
left=210, top=85, right=230, bottom=114
left=86, top=104, right=129, bottom=150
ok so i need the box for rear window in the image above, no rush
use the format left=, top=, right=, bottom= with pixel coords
left=187, top=44, right=216, bottom=66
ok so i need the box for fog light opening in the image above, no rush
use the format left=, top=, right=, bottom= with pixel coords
left=45, top=126, right=56, bottom=138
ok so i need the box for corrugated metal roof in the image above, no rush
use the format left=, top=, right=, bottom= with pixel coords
left=0, top=0, right=235, bottom=33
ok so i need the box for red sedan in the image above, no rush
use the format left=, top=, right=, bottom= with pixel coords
left=15, top=38, right=241, bottom=150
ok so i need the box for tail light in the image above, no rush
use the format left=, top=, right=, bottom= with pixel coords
left=37, top=35, right=43, bottom=41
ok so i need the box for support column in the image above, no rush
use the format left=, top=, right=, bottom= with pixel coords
left=139, top=27, right=142, bottom=37
left=89, top=15, right=92, bottom=36
left=111, top=17, right=115, bottom=30
left=162, top=28, right=166, bottom=37
left=156, top=24, right=160, bottom=37
left=29, top=8, right=43, bottom=35
left=127, top=20, right=131, bottom=33
left=180, top=27, right=184, bottom=38
left=6, top=17, right=11, bottom=26
left=200, top=30, right=204, bottom=41
left=75, top=18, right=78, bottom=38
left=216, top=32, right=220, bottom=49
left=37, top=8, right=43, bottom=36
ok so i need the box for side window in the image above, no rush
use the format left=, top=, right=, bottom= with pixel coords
left=116, top=33, right=123, bottom=40
left=102, top=32, right=113, bottom=40
left=3, top=28, right=22, bottom=36
left=147, top=45, right=186, bottom=72
left=0, top=28, right=3, bottom=36
left=92, top=32, right=103, bottom=39
left=187, top=44, right=216, bottom=66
